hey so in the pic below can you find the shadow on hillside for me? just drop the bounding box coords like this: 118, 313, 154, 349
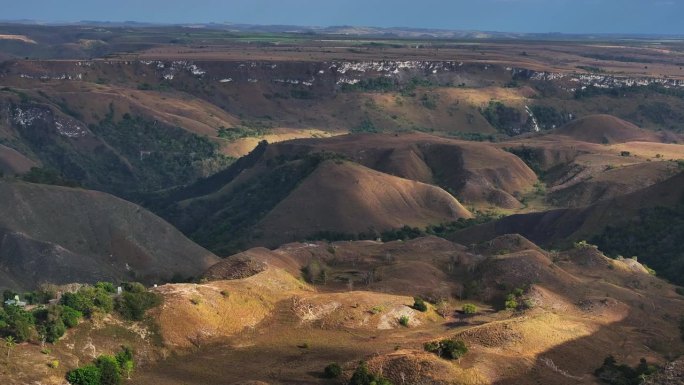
491, 308, 684, 385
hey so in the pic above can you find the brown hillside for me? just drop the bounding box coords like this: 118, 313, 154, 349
5, 233, 683, 385
132, 234, 683, 385
0, 143, 36, 174
272, 132, 538, 209
254, 160, 472, 245
0, 180, 219, 290
552, 114, 664, 144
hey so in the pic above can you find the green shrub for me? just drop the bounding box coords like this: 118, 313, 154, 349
323, 362, 342, 378
66, 364, 101, 385
115, 291, 162, 321
349, 361, 393, 385
61, 306, 83, 328
505, 295, 518, 310
95, 282, 116, 294
95, 355, 121, 385
0, 305, 35, 342
398, 315, 410, 327
412, 297, 428, 312
424, 339, 468, 360
60, 286, 113, 317
462, 303, 478, 314
49, 360, 59, 369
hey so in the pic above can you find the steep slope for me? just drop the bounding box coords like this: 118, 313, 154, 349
0, 93, 230, 196
0, 180, 219, 290
253, 160, 472, 246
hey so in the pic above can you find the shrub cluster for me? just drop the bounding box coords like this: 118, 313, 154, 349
349, 361, 393, 385
424, 339, 468, 360
1, 282, 160, 344
594, 356, 657, 385
412, 297, 428, 312
66, 346, 135, 385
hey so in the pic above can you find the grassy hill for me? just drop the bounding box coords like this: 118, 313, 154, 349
0, 180, 218, 290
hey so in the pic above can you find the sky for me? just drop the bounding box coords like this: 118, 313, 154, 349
1, 0, 683, 35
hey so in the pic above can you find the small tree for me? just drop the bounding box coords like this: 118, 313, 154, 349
399, 315, 410, 327
116, 346, 134, 379
95, 354, 122, 385
5, 336, 15, 360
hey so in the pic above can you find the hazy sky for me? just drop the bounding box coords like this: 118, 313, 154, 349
2, 0, 683, 34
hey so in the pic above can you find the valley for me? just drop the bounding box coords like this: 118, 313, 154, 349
0, 23, 683, 385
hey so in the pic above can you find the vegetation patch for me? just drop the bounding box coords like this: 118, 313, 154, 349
66, 346, 135, 385
594, 356, 657, 385
592, 205, 684, 285
424, 339, 468, 360
480, 101, 526, 135
349, 361, 393, 385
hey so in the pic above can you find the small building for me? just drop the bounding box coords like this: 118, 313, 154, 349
4, 295, 27, 307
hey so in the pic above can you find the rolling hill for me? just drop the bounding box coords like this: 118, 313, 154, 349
549, 114, 671, 144
451, 171, 684, 284
151, 133, 539, 254
0, 180, 219, 290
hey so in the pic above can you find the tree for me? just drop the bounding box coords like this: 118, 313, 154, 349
34, 306, 67, 343
95, 354, 122, 385
66, 364, 101, 385
424, 339, 468, 360
5, 336, 15, 360
440, 339, 468, 360
2, 305, 34, 342
115, 346, 134, 380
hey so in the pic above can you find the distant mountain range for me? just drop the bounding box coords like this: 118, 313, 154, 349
1, 19, 683, 40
